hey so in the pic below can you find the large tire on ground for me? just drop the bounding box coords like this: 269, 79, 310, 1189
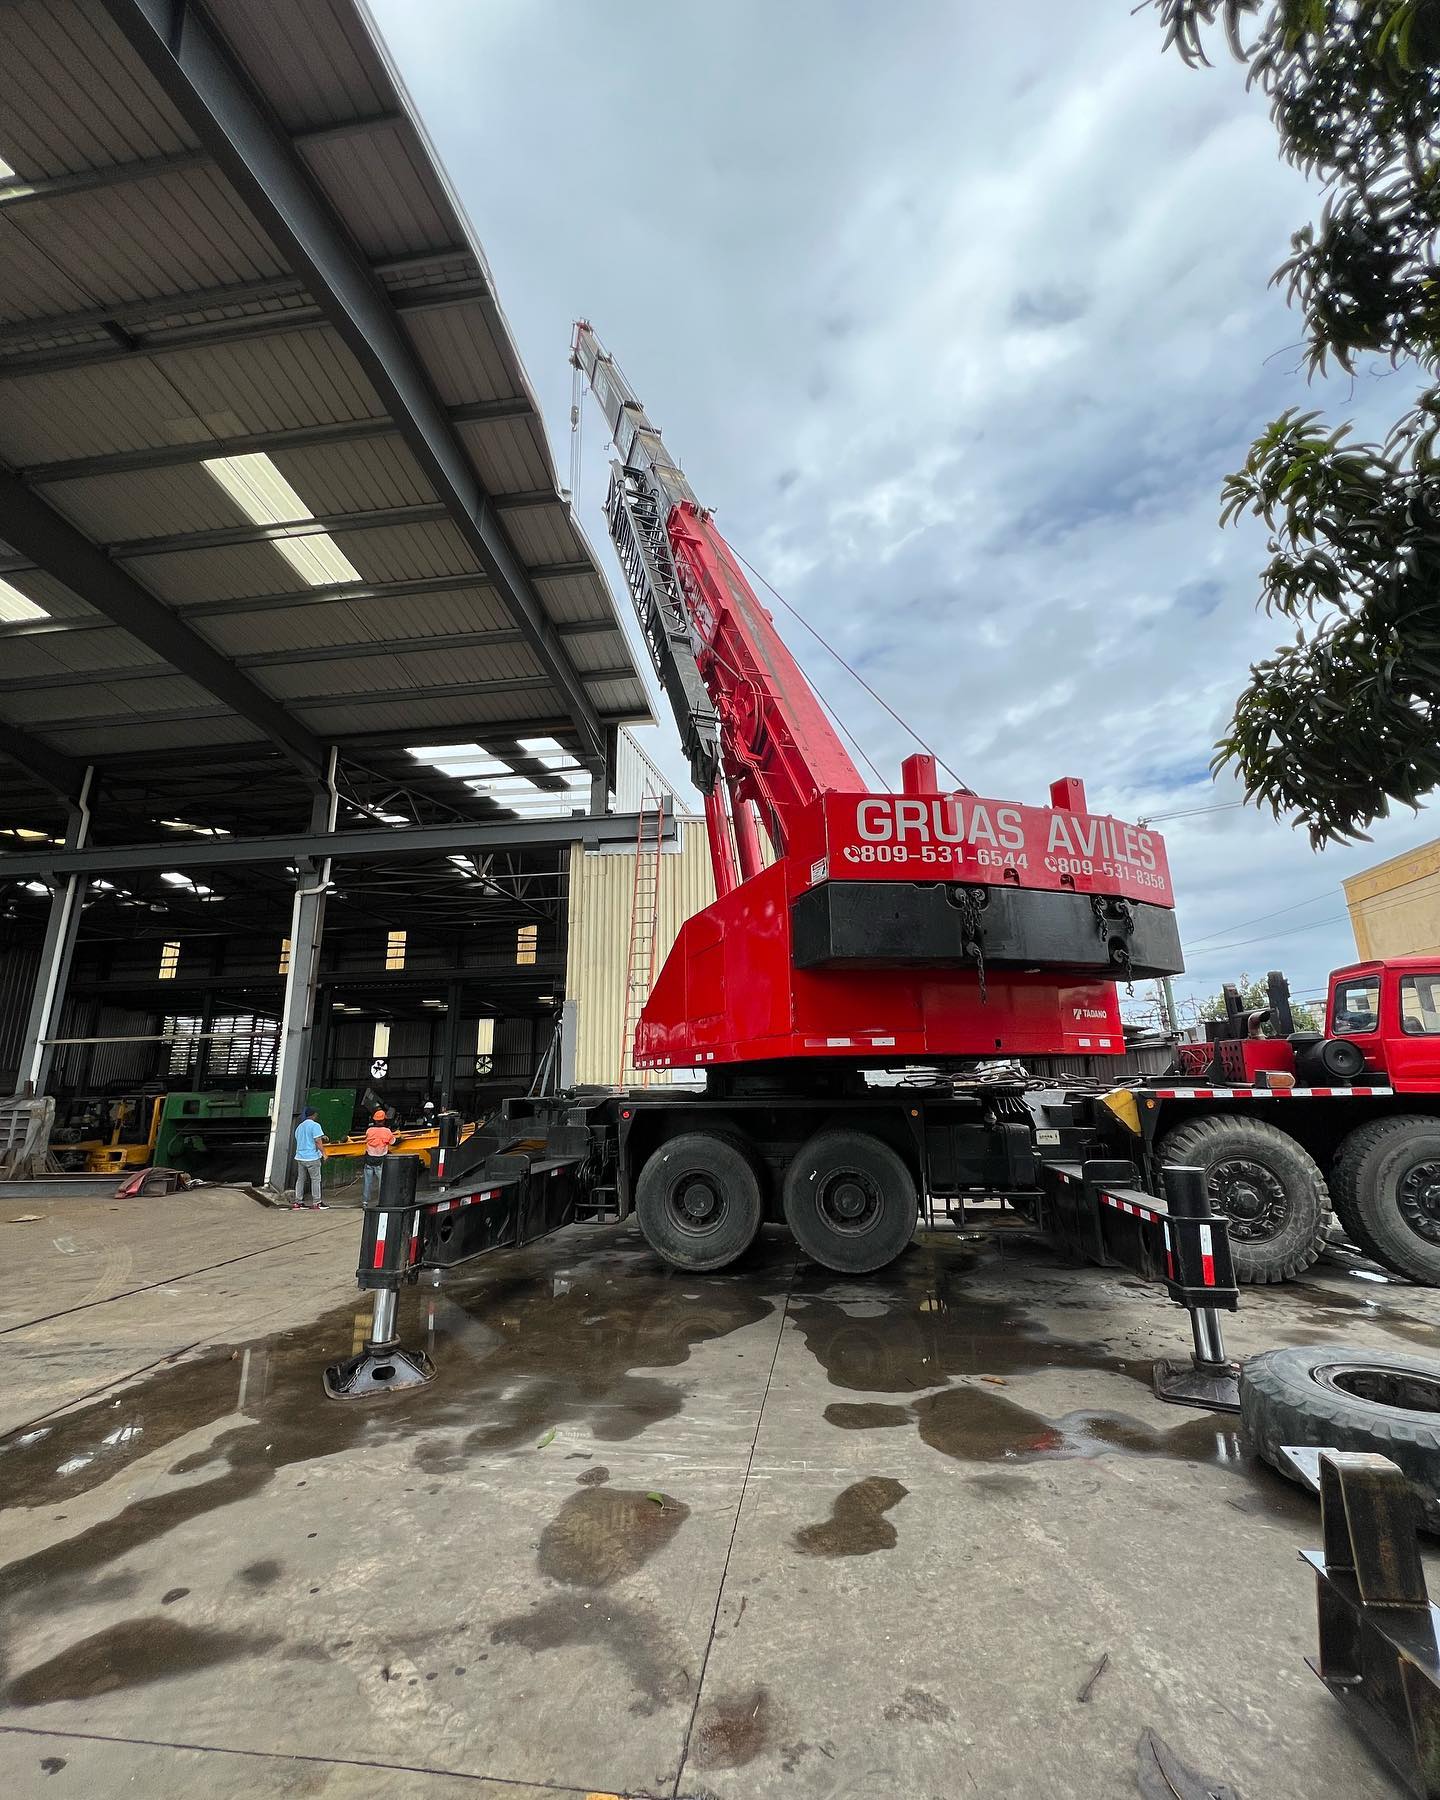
1156, 1115, 1329, 1284
635, 1132, 763, 1272
782, 1128, 917, 1274
1330, 1115, 1440, 1286
1241, 1344, 1440, 1531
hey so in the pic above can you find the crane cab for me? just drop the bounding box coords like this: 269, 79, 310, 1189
1326, 958, 1440, 1093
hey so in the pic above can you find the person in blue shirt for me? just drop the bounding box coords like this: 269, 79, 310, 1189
292, 1108, 327, 1209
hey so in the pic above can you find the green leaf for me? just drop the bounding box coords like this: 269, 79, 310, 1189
536, 1428, 556, 1449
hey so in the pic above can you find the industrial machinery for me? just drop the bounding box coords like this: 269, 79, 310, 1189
1110, 962, 1440, 1287
52, 1087, 353, 1177
328, 328, 1249, 1405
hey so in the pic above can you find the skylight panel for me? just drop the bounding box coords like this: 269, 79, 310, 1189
202, 452, 361, 588
0, 579, 47, 623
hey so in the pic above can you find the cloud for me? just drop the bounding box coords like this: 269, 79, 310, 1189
371, 0, 1438, 1017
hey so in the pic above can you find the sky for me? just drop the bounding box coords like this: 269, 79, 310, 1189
370, 0, 1437, 1026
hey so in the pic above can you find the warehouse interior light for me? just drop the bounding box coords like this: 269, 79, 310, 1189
0, 156, 14, 180
160, 817, 232, 837
202, 452, 362, 587
0, 578, 48, 623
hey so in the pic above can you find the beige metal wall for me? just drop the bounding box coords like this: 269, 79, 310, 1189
566, 818, 717, 1085
1344, 838, 1440, 960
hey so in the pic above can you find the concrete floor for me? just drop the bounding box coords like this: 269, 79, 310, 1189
2, 1188, 1436, 1799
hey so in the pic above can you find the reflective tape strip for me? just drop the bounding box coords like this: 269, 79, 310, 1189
1200, 1223, 1215, 1287
371, 1209, 388, 1270
409, 1211, 420, 1265
1163, 1220, 1175, 1283
1100, 1191, 1157, 1225
1152, 1086, 1393, 1100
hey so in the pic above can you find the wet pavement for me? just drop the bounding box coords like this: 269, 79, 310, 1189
1, 1192, 1437, 1797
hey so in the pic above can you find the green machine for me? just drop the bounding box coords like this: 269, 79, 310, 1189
154, 1088, 355, 1173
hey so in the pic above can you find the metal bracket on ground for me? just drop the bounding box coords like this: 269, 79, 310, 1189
1301, 1448, 1440, 1799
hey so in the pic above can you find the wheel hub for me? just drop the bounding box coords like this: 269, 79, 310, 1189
678, 1179, 719, 1223
817, 1168, 881, 1235
831, 1180, 867, 1219
1209, 1158, 1288, 1242
1397, 1160, 1440, 1244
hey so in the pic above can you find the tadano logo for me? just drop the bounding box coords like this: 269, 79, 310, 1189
1072, 1008, 1108, 1021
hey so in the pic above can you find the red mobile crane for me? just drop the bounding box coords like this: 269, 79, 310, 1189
327, 328, 1237, 1405
572, 324, 1183, 1074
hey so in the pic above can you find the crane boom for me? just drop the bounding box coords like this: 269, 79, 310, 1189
574, 324, 863, 887
573, 321, 1184, 1073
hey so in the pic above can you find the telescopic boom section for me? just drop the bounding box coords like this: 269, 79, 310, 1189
573, 324, 863, 888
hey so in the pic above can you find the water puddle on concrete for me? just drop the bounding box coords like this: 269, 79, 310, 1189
536, 1483, 690, 1587
5, 1618, 279, 1707
788, 1241, 1151, 1395
793, 1476, 908, 1556
0, 1228, 781, 1702
691, 1685, 774, 1770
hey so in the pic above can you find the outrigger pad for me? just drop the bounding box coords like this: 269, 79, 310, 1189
1152, 1357, 1240, 1413
323, 1343, 436, 1400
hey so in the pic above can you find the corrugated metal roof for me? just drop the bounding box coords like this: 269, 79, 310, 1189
0, 0, 648, 832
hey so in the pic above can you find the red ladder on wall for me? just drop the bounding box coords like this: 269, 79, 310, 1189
617, 788, 667, 1085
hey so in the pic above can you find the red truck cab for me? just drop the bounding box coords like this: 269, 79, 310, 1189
1328, 958, 1440, 1092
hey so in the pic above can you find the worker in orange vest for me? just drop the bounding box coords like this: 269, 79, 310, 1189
362, 1109, 397, 1205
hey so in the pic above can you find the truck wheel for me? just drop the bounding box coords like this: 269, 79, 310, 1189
1240, 1344, 1440, 1531
635, 1132, 763, 1272
782, 1129, 917, 1274
1331, 1116, 1440, 1285
1156, 1116, 1328, 1284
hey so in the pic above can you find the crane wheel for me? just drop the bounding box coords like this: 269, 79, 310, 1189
1156, 1115, 1329, 1284
782, 1128, 917, 1274
635, 1131, 763, 1272
1331, 1116, 1440, 1286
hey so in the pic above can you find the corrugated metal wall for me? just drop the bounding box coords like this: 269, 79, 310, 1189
0, 939, 40, 1091
567, 819, 716, 1085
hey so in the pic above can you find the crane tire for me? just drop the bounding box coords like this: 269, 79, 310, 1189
1330, 1116, 1440, 1286
1240, 1344, 1440, 1531
635, 1131, 763, 1272
783, 1128, 917, 1274
1156, 1115, 1328, 1284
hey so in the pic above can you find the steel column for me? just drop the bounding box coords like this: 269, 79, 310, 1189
17, 767, 95, 1094
439, 982, 464, 1110
261, 761, 337, 1190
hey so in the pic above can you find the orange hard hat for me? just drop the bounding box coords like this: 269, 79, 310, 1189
372, 1109, 387, 1121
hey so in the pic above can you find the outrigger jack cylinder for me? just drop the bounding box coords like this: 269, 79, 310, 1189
1151, 1163, 1242, 1413
323, 1154, 436, 1400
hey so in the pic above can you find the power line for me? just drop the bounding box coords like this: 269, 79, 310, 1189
1183, 886, 1337, 947
1139, 801, 1245, 825
1186, 912, 1349, 958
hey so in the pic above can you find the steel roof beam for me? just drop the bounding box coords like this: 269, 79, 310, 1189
16, 398, 533, 484
0, 578, 615, 636
0, 115, 405, 212
0, 622, 621, 689
99, 0, 609, 769
0, 280, 491, 378
2, 508, 593, 573
0, 470, 324, 778
111, 502, 451, 558
33, 668, 636, 732
0, 246, 486, 359
77, 718, 594, 770
0, 718, 88, 801
0, 809, 669, 878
